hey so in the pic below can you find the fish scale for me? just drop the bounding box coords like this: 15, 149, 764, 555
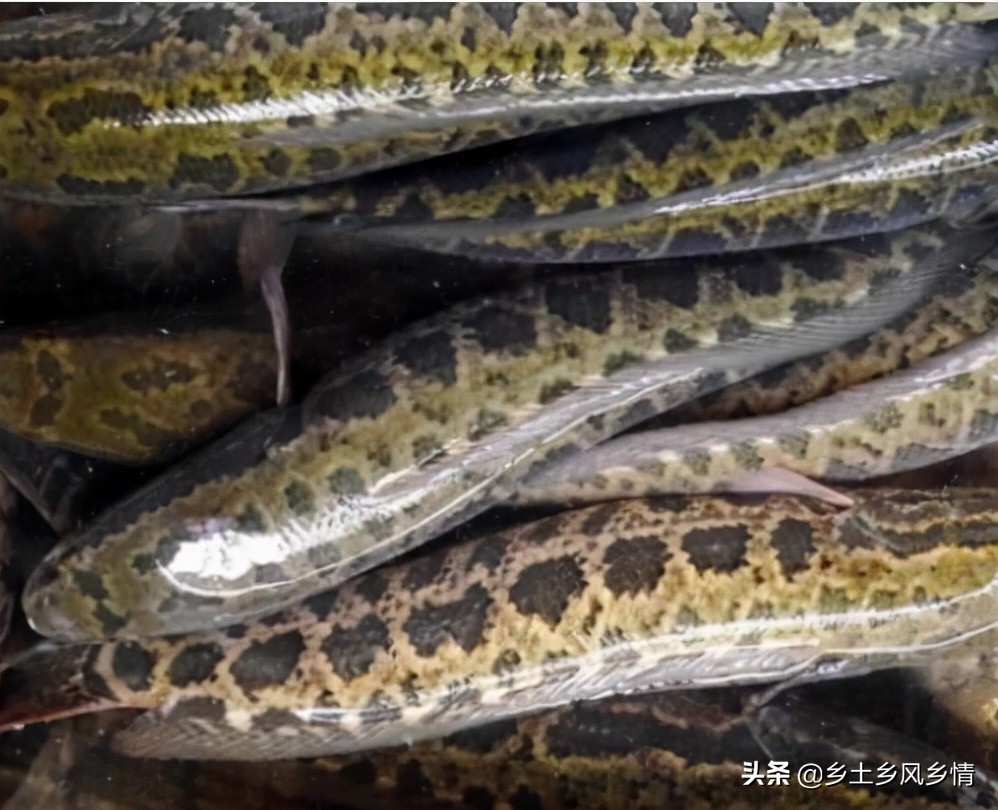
2, 3, 996, 204
20, 225, 967, 642
3, 489, 997, 762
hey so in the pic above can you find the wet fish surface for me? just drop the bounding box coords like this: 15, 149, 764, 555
521, 327, 998, 505
3, 3, 996, 203
20, 226, 972, 641
3, 489, 998, 760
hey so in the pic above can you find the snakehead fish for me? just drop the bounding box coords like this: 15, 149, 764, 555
20, 226, 969, 642
662, 244, 998, 424
521, 328, 998, 506
353, 82, 998, 262
295, 65, 998, 262
3, 489, 997, 760
2, 691, 985, 809
2, 3, 996, 204
0, 311, 277, 465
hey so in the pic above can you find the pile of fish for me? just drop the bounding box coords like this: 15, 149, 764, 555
0, 4, 996, 808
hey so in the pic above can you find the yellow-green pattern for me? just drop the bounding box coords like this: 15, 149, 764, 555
0, 324, 277, 464
21, 226, 963, 642
3, 490, 997, 761
2, 3, 995, 202
523, 329, 998, 505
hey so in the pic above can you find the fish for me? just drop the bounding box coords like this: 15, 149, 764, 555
355, 91, 998, 262
20, 225, 971, 641
520, 328, 998, 506
298, 65, 998, 263
0, 310, 277, 464
1, 687, 988, 809
2, 489, 997, 760
659, 244, 998, 424
3, 3, 995, 204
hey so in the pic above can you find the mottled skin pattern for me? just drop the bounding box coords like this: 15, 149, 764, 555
2, 490, 998, 761
20, 227, 959, 642
663, 245, 998, 424
365, 106, 998, 262
524, 329, 998, 505
5, 692, 983, 810
0, 325, 277, 464
320, 66, 996, 222
2, 3, 994, 203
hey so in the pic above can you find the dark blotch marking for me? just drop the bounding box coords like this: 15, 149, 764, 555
168, 643, 225, 687
328, 467, 367, 495
261, 148, 291, 176
579, 503, 620, 537
29, 393, 62, 427
544, 700, 761, 762
170, 153, 239, 192
467, 535, 511, 573
94, 604, 127, 636
283, 481, 314, 515
131, 553, 158, 575
730, 256, 783, 296
760, 214, 809, 246
36, 350, 68, 390
395, 330, 458, 384
463, 305, 538, 356
235, 504, 267, 533
544, 278, 612, 333
177, 6, 237, 49
403, 583, 493, 656
307, 148, 342, 174
602, 536, 672, 596
730, 161, 761, 181
681, 525, 750, 574
835, 118, 869, 152
402, 553, 446, 590
229, 631, 304, 692
626, 116, 692, 165
321, 614, 391, 681
823, 209, 878, 238
728, 3, 774, 36
55, 175, 146, 197
71, 569, 108, 601
252, 3, 328, 45
112, 642, 155, 692
808, 4, 856, 25
311, 369, 397, 420
771, 518, 816, 577
48, 90, 149, 136
508, 556, 585, 626
623, 265, 699, 308
793, 247, 846, 281
355, 571, 389, 604
659, 4, 696, 37
668, 228, 728, 256
664, 329, 699, 353
538, 378, 577, 404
